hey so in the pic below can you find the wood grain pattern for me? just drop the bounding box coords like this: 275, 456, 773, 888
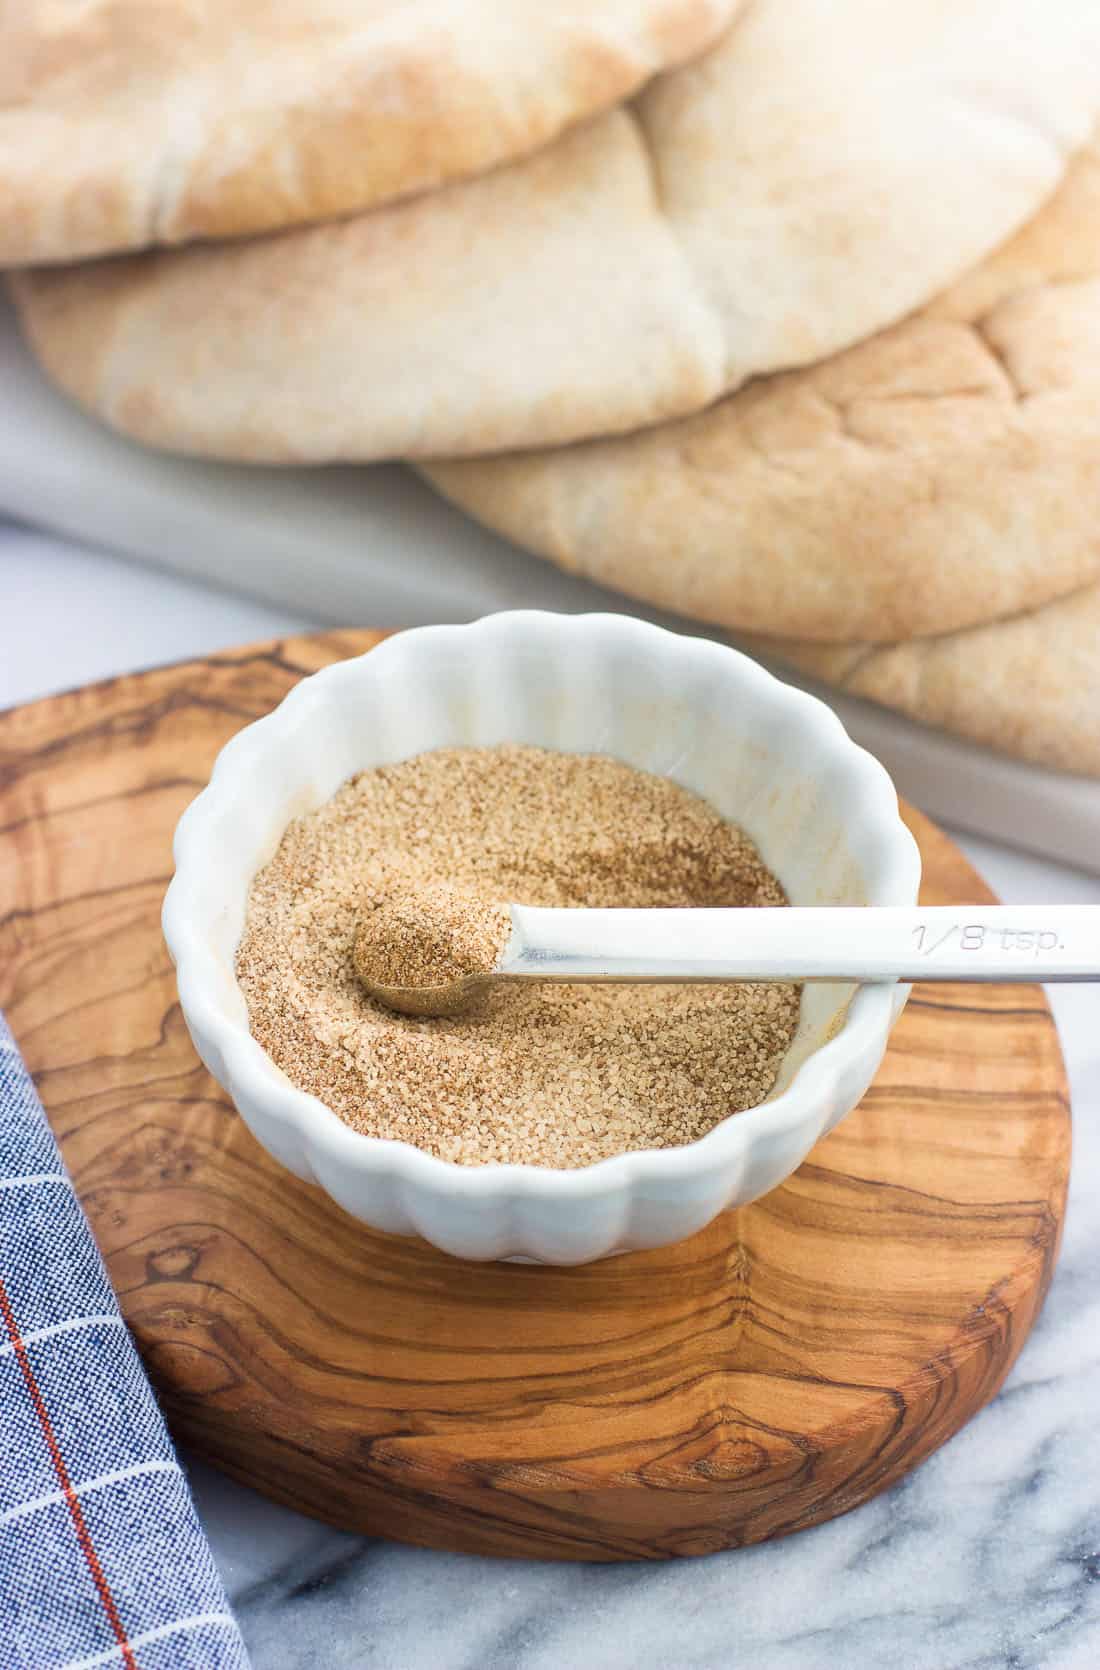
0, 631, 1070, 1560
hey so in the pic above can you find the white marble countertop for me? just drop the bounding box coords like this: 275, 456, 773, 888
4, 522, 1099, 1669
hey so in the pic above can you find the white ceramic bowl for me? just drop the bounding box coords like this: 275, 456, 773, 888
163, 612, 921, 1264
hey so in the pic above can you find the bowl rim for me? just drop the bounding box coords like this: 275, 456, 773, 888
163, 610, 923, 1199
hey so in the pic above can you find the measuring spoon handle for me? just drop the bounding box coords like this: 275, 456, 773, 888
505, 904, 1100, 984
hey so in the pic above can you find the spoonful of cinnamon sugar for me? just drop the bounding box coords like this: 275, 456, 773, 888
354, 881, 1100, 1019
354, 881, 513, 1017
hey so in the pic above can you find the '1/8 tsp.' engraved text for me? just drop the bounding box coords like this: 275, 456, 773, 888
912, 924, 1063, 955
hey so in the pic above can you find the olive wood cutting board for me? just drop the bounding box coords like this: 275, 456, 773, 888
0, 631, 1070, 1560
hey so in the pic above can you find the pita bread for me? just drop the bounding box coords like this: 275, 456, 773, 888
744, 585, 1100, 779
13, 0, 1100, 462
425, 139, 1100, 643
0, 0, 738, 265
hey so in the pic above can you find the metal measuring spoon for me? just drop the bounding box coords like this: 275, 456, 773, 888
361, 903, 1100, 1018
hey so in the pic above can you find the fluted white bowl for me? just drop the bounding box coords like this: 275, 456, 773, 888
163, 612, 921, 1264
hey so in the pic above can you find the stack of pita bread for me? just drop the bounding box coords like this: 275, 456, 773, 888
5, 0, 1100, 777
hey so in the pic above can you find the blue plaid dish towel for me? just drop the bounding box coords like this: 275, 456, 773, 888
1, 1013, 250, 1670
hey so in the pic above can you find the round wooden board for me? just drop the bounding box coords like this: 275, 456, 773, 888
0, 631, 1070, 1561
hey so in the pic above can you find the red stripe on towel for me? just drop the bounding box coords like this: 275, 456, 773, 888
0, 1276, 138, 1670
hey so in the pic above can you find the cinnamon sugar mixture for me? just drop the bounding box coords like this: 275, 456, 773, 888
353, 879, 511, 997
236, 745, 800, 1168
